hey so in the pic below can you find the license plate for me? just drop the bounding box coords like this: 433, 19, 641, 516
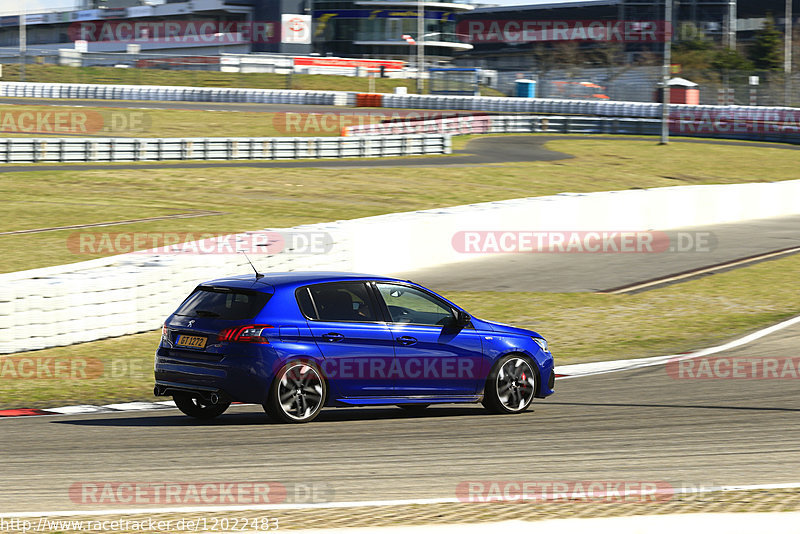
175, 335, 207, 349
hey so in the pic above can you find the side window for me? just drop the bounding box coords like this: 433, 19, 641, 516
301, 282, 377, 322
376, 283, 455, 326
296, 287, 317, 319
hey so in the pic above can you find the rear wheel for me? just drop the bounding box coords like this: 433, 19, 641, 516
264, 361, 326, 423
173, 393, 231, 420
482, 355, 537, 414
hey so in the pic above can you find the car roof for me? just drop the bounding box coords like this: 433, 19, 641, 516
203, 271, 404, 290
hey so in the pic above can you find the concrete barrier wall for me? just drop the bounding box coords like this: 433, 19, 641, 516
2, 180, 799, 354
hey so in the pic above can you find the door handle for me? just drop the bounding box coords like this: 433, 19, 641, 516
397, 336, 417, 346
321, 332, 344, 342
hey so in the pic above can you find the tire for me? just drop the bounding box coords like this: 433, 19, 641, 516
397, 404, 430, 413
482, 354, 538, 414
264, 361, 327, 423
173, 392, 231, 420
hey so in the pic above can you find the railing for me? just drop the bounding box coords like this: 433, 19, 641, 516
344, 115, 661, 137
344, 113, 800, 144
0, 135, 451, 164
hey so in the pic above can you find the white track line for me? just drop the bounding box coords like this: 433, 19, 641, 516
2, 482, 800, 519
556, 313, 800, 378
604, 246, 800, 295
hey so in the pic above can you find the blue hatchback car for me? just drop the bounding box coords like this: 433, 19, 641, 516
154, 272, 554, 423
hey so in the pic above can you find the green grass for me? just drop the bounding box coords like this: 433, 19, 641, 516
1, 138, 798, 274
2, 253, 798, 409
1, 64, 505, 96
0, 104, 365, 138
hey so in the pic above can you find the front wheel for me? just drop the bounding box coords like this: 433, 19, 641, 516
482, 355, 538, 414
173, 393, 231, 420
264, 361, 327, 423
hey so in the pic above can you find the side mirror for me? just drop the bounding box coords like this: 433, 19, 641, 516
455, 310, 471, 327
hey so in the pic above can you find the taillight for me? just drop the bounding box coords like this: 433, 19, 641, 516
162, 324, 168, 340
218, 324, 273, 344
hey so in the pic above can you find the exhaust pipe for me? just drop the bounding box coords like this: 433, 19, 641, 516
154, 384, 223, 403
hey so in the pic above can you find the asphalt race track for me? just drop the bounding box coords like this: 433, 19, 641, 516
2, 321, 799, 513
399, 215, 800, 293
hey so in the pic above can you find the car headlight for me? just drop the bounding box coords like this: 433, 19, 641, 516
532, 337, 549, 352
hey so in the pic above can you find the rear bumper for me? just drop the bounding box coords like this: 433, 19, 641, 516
154, 380, 230, 404
154, 345, 277, 404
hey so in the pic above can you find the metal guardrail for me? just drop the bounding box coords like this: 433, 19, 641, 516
0, 135, 451, 164
344, 114, 800, 144
344, 115, 661, 137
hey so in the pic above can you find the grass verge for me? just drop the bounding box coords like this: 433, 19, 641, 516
0, 104, 352, 138
2, 138, 799, 273
2, 253, 798, 409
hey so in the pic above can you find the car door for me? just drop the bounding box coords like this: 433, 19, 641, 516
373, 282, 485, 397
299, 281, 395, 398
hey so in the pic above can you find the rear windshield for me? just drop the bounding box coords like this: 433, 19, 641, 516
174, 287, 271, 321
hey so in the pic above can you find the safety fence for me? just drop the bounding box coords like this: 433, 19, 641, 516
0, 135, 451, 164
344, 113, 800, 144
344, 115, 660, 137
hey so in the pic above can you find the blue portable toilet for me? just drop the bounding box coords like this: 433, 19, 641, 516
515, 79, 536, 98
